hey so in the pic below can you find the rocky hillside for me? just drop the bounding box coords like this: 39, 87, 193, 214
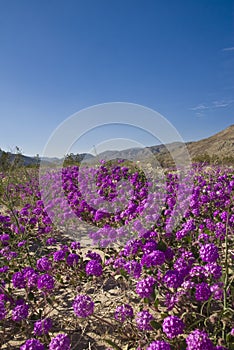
92, 124, 234, 166
186, 124, 234, 158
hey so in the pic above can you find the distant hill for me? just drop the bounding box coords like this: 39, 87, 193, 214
96, 125, 234, 165
0, 124, 234, 167
0, 150, 94, 168
0, 149, 42, 167
186, 124, 234, 158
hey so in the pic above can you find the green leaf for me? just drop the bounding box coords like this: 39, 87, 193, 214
150, 320, 161, 330
153, 286, 159, 299
120, 268, 128, 278
103, 338, 122, 350
28, 291, 34, 301
47, 296, 55, 305
154, 298, 159, 309
157, 240, 167, 252
30, 313, 41, 321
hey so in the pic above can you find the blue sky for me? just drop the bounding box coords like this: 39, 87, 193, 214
0, 0, 234, 156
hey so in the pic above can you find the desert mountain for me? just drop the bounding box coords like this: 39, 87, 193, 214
186, 124, 234, 158
0, 124, 234, 167
93, 124, 234, 165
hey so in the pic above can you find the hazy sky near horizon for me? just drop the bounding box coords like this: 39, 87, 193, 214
0, 0, 234, 156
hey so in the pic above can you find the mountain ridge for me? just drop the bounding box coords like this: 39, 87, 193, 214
0, 124, 234, 166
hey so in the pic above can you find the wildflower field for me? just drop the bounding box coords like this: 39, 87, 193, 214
0, 161, 233, 350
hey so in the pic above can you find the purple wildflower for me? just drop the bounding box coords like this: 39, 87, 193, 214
37, 274, 55, 291
123, 239, 142, 257
12, 271, 26, 289
26, 272, 38, 289
195, 282, 212, 301
66, 253, 79, 266
136, 276, 156, 298
53, 250, 66, 262
186, 329, 214, 350
142, 240, 157, 254
34, 318, 53, 336
0, 301, 6, 320
49, 333, 71, 350
73, 295, 94, 318
86, 251, 102, 262
141, 250, 165, 268
113, 257, 126, 269
189, 266, 207, 279
173, 257, 191, 277
20, 339, 45, 350
146, 341, 171, 350
85, 260, 102, 277
0, 234, 10, 242
0, 266, 9, 273
136, 310, 154, 330
124, 260, 142, 278
164, 292, 180, 311
70, 241, 81, 250
198, 233, 210, 243
23, 267, 35, 278
163, 270, 183, 289
162, 315, 185, 339
199, 244, 219, 263
210, 283, 223, 300
204, 263, 222, 279
115, 304, 134, 322
37, 257, 52, 271
12, 303, 29, 321
182, 280, 195, 290
18, 240, 26, 247
46, 238, 57, 246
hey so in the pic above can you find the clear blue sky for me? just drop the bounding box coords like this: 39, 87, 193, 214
0, 0, 234, 156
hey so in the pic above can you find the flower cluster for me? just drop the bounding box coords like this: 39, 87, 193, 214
66, 253, 79, 266
186, 329, 214, 350
36, 257, 52, 271
146, 341, 171, 350
85, 259, 103, 277
34, 318, 53, 336
49, 333, 71, 350
20, 339, 45, 350
37, 274, 55, 292
195, 282, 212, 302
141, 250, 165, 267
136, 310, 154, 330
163, 270, 183, 289
136, 276, 156, 298
73, 295, 94, 318
12, 302, 29, 321
199, 244, 219, 263
162, 315, 185, 338
115, 304, 134, 322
